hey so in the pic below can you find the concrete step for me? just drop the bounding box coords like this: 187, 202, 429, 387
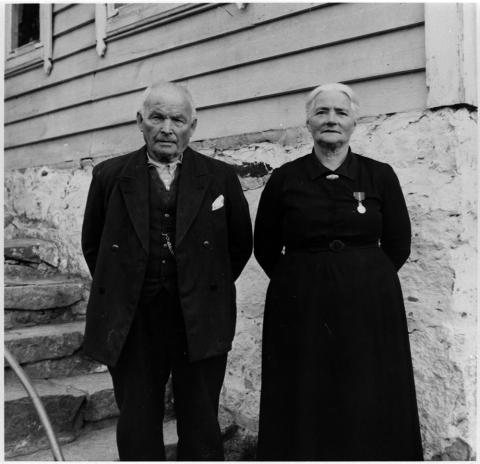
8, 408, 239, 461
5, 238, 60, 267
5, 277, 87, 311
5, 321, 85, 365
4, 371, 119, 458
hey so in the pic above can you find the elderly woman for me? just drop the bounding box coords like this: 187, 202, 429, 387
254, 83, 423, 460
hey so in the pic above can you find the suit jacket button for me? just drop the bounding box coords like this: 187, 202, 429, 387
202, 240, 211, 248
111, 244, 119, 252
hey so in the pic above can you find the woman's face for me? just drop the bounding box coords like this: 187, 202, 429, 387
306, 90, 356, 147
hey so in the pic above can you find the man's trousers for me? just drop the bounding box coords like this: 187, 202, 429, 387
108, 286, 228, 461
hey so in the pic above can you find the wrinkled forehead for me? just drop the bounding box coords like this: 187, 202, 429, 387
144, 87, 193, 115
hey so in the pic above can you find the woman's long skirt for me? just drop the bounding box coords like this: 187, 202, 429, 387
256, 248, 423, 461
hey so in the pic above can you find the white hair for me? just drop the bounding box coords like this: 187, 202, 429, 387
305, 83, 360, 121
139, 80, 197, 120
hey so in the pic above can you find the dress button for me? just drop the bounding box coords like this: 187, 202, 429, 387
164, 213, 170, 218
111, 244, 119, 251
202, 240, 211, 248
161, 260, 166, 264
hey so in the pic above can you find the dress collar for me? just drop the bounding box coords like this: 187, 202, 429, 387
306, 147, 358, 180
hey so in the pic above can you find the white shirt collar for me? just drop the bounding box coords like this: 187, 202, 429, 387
146, 151, 183, 168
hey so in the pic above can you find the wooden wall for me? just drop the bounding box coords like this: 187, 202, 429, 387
4, 3, 426, 169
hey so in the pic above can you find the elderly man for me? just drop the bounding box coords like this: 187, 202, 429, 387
81, 81, 252, 460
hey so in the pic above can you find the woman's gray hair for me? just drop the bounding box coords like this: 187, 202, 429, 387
305, 83, 360, 121
139, 80, 197, 119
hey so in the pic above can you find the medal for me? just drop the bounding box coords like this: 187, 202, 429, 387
353, 192, 366, 214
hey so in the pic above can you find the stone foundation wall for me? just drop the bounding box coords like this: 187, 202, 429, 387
4, 107, 477, 459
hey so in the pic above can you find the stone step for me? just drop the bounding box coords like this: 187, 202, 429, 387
5, 353, 107, 380
4, 371, 119, 458
8, 408, 239, 461
4, 262, 59, 281
5, 277, 87, 311
4, 238, 60, 267
4, 304, 86, 331
5, 321, 85, 365
5, 277, 88, 330
8, 423, 120, 461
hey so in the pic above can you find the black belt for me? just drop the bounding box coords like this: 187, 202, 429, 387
286, 240, 379, 253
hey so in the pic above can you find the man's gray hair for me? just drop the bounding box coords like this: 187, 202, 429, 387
305, 83, 360, 121
139, 80, 197, 119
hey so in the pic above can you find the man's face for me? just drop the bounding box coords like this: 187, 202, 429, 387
137, 87, 197, 161
306, 90, 356, 148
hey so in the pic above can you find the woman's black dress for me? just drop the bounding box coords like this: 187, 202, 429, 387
254, 150, 423, 461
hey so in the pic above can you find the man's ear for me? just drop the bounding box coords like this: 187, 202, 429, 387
136, 112, 144, 131
190, 118, 198, 134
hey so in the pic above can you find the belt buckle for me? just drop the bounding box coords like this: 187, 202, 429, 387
329, 239, 345, 252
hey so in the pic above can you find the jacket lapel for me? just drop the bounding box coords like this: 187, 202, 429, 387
176, 147, 210, 247
118, 147, 149, 254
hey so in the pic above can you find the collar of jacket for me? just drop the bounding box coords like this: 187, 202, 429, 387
117, 146, 211, 254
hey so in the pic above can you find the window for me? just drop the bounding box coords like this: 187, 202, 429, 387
5, 4, 53, 76
11, 4, 40, 49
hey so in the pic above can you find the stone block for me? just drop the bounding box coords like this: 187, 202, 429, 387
8, 424, 119, 461
4, 371, 121, 458
4, 307, 84, 330
4, 375, 86, 457
50, 373, 119, 423
4, 238, 60, 267
432, 437, 473, 461
5, 278, 85, 310
4, 262, 58, 280
5, 321, 85, 364
83, 389, 118, 422
22, 355, 106, 380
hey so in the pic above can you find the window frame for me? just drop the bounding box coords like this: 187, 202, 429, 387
5, 3, 53, 77
104, 3, 216, 41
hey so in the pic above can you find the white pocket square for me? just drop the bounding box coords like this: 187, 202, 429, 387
211, 194, 224, 211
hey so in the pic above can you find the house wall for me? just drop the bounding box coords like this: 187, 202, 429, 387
5, 3, 425, 169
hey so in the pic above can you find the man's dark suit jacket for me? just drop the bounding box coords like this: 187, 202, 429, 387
81, 146, 252, 366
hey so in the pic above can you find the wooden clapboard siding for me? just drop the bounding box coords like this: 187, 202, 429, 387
5, 2, 424, 124
107, 3, 214, 37
5, 3, 428, 170
53, 4, 72, 14
53, 3, 95, 37
53, 22, 96, 59
4, 71, 427, 170
4, 3, 327, 99
196, 72, 428, 140
5, 124, 143, 170
5, 25, 425, 149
